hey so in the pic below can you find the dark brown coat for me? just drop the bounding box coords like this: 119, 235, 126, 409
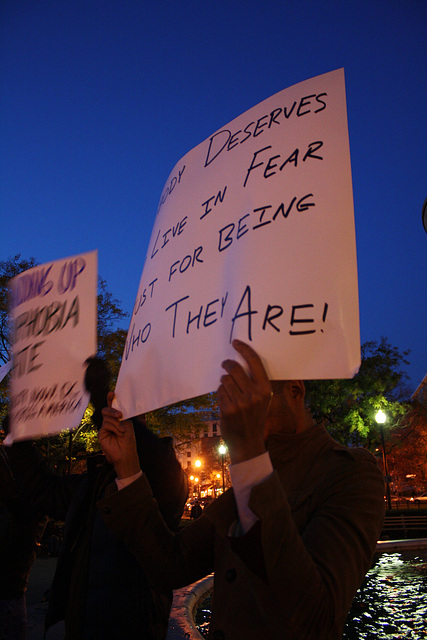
99, 424, 385, 639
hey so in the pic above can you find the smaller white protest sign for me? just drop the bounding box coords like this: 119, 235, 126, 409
6, 251, 97, 443
114, 68, 360, 420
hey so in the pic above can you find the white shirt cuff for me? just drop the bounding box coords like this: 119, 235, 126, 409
115, 470, 143, 491
229, 452, 273, 535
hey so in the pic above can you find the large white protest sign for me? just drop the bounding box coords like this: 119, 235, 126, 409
115, 69, 360, 419
6, 251, 97, 442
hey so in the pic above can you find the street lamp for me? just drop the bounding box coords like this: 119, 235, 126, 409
218, 444, 227, 492
375, 409, 392, 509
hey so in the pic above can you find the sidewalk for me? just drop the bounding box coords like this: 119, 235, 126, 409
26, 557, 64, 640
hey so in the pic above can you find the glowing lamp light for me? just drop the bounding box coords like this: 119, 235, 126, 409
195, 459, 202, 468
375, 410, 386, 424
218, 444, 227, 455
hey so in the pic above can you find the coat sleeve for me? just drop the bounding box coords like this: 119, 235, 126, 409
98, 473, 216, 590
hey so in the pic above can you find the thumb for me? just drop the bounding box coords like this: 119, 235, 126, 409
107, 391, 115, 408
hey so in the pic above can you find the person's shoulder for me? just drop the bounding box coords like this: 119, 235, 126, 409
329, 437, 377, 465
326, 441, 383, 489
345, 445, 377, 464
135, 424, 179, 477
321, 428, 376, 465
315, 432, 381, 482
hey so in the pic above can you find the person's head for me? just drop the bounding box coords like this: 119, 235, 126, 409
84, 357, 111, 430
264, 380, 313, 440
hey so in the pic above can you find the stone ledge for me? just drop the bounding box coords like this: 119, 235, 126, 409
376, 537, 427, 551
167, 574, 214, 640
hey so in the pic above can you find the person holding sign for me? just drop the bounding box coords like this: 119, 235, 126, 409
2, 358, 188, 640
98, 340, 385, 640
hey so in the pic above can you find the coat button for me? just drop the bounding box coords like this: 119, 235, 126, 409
225, 568, 236, 582
101, 506, 111, 515
211, 631, 225, 640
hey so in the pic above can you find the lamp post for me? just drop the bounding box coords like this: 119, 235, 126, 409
194, 459, 202, 498
375, 409, 392, 509
215, 473, 221, 498
218, 444, 227, 492
194, 477, 200, 499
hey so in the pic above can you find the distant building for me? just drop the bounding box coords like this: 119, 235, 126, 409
412, 373, 427, 405
174, 411, 229, 500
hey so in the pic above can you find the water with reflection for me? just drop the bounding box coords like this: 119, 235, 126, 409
195, 551, 427, 638
344, 551, 427, 639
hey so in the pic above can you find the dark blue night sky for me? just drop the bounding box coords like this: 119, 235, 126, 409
1, 0, 426, 392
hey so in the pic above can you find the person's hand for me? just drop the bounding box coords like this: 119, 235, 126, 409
99, 392, 140, 479
217, 339, 272, 464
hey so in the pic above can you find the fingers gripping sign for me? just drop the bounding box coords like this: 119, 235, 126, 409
99, 391, 141, 479
218, 339, 272, 464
